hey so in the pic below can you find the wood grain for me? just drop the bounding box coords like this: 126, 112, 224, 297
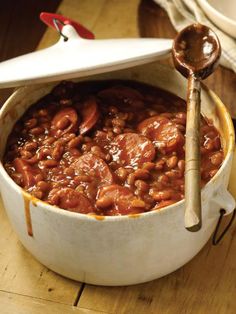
185, 76, 202, 231
0, 291, 103, 314
0, 0, 61, 106
0, 1, 236, 313
0, 197, 81, 304
0, 0, 82, 310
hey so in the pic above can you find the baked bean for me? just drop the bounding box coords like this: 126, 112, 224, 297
30, 127, 44, 135
112, 118, 125, 128
176, 124, 186, 133
82, 143, 93, 152
178, 160, 185, 172
56, 116, 70, 130
74, 175, 92, 182
32, 190, 44, 199
68, 136, 83, 149
96, 196, 113, 208
11, 173, 23, 185
116, 167, 128, 181
26, 155, 38, 165
150, 189, 172, 201
5, 80, 223, 216
135, 180, 149, 192
90, 146, 106, 160
113, 126, 122, 134
148, 109, 158, 117
69, 148, 81, 157
52, 144, 64, 160
142, 162, 156, 171
52, 107, 78, 136
104, 118, 112, 127
123, 128, 135, 133
166, 156, 178, 169
83, 136, 92, 143
127, 169, 150, 185
105, 154, 111, 162
209, 169, 218, 178
60, 99, 72, 106
130, 199, 146, 208
39, 160, 58, 168
20, 150, 33, 159
24, 142, 38, 151
38, 109, 48, 117
36, 181, 50, 192
165, 169, 182, 179
155, 200, 176, 209
210, 152, 223, 166
108, 106, 118, 114
118, 112, 129, 120
160, 113, 173, 119
43, 137, 55, 145
204, 139, 215, 151
158, 174, 169, 185
155, 159, 165, 170
64, 167, 75, 177
175, 112, 186, 121
25, 118, 37, 129
214, 137, 221, 150
37, 147, 51, 160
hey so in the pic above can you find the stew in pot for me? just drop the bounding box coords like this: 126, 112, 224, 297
4, 80, 223, 216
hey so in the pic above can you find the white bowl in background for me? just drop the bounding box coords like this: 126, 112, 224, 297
197, 0, 236, 38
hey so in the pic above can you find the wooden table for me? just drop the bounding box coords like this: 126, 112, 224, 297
0, 1, 236, 313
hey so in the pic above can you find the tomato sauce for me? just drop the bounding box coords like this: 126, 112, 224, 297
4, 80, 223, 216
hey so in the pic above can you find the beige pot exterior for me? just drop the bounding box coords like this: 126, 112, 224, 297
0, 63, 235, 286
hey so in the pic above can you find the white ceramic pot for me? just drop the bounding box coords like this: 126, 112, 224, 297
0, 63, 235, 286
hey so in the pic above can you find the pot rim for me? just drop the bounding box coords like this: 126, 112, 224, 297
0, 77, 234, 222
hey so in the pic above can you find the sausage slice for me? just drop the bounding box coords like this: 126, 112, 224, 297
97, 184, 146, 215
72, 153, 113, 186
138, 116, 184, 153
111, 133, 155, 167
13, 158, 41, 188
79, 97, 99, 134
48, 187, 95, 214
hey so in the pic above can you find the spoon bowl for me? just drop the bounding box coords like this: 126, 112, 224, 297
173, 23, 221, 79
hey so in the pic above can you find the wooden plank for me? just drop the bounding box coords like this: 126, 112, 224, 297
0, 290, 104, 314
0, 197, 81, 304
38, 0, 139, 51
78, 221, 236, 314
0, 0, 61, 106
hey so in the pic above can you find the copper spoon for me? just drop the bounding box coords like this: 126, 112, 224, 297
172, 24, 221, 231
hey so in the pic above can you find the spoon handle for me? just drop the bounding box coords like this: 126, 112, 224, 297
185, 75, 202, 231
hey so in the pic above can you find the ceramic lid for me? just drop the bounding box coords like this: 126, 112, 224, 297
0, 13, 172, 88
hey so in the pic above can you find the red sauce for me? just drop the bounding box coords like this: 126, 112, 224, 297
3, 80, 223, 216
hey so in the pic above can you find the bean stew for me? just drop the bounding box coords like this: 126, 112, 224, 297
4, 80, 223, 216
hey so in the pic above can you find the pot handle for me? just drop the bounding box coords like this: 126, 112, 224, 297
212, 208, 236, 245
211, 187, 235, 215
211, 186, 236, 245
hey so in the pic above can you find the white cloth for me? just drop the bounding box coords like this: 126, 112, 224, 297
154, 0, 236, 73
